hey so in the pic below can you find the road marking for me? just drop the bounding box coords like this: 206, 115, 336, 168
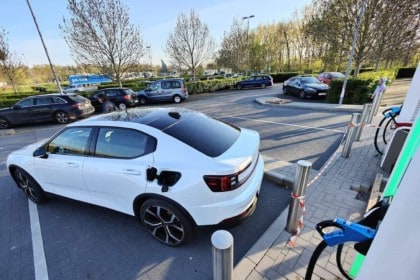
223, 116, 345, 133
29, 200, 49, 280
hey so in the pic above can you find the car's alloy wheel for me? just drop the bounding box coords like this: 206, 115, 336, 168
0, 117, 10, 129
55, 111, 69, 124
139, 97, 147, 105
261, 83, 266, 89
118, 103, 127, 111
140, 199, 193, 246
299, 90, 306, 99
13, 168, 47, 203
173, 95, 181, 103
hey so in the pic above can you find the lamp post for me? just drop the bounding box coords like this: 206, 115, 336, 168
242, 15, 254, 76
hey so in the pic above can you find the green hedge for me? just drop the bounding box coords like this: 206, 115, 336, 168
326, 79, 372, 104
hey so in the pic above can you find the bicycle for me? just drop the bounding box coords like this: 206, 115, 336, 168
373, 106, 412, 155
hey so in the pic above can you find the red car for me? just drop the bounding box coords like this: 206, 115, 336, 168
317, 72, 345, 84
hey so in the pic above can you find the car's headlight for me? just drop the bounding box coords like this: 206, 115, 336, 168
305, 87, 316, 93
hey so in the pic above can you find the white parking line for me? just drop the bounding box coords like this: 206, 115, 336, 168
225, 116, 345, 133
28, 200, 49, 280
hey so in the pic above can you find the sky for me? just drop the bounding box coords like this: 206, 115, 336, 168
0, 0, 311, 67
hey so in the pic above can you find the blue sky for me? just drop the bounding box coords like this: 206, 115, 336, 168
1, 0, 311, 66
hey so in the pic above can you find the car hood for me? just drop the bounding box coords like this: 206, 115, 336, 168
305, 83, 329, 90
0, 107, 13, 113
9, 139, 47, 156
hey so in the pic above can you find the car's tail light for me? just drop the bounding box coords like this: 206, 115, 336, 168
124, 95, 131, 100
181, 83, 186, 93
204, 174, 239, 192
72, 103, 83, 109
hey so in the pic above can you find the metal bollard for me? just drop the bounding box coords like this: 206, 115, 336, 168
342, 113, 361, 158
286, 160, 312, 234
212, 230, 233, 280
354, 103, 372, 141
367, 93, 382, 123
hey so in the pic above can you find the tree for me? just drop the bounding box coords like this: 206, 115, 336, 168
0, 28, 23, 93
165, 10, 215, 78
60, 0, 145, 87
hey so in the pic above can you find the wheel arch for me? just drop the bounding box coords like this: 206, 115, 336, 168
133, 193, 197, 227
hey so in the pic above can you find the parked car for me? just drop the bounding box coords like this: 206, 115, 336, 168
283, 76, 329, 99
0, 93, 95, 129
63, 84, 98, 94
89, 88, 138, 112
234, 75, 273, 89
136, 78, 188, 105
317, 72, 345, 84
6, 107, 264, 246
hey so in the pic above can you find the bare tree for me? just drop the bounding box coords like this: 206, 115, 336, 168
60, 0, 144, 87
165, 10, 215, 78
0, 28, 22, 93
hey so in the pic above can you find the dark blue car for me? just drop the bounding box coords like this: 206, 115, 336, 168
235, 75, 273, 90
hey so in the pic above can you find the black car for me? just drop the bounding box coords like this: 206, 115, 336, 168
235, 75, 273, 89
0, 93, 95, 129
89, 88, 138, 112
283, 76, 329, 99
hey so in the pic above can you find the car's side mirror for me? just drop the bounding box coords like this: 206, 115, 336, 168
33, 146, 48, 159
12, 105, 21, 109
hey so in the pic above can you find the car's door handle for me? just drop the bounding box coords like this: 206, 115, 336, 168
65, 162, 79, 168
123, 169, 142, 175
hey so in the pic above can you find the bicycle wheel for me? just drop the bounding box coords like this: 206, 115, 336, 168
374, 116, 388, 155
382, 117, 398, 145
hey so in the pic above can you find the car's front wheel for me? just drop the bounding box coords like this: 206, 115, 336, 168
0, 117, 10, 129
55, 111, 69, 124
140, 199, 193, 246
236, 84, 242, 90
12, 168, 47, 203
138, 97, 147, 105
173, 95, 182, 103
299, 90, 306, 99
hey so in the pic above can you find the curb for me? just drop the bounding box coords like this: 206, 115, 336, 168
0, 129, 15, 137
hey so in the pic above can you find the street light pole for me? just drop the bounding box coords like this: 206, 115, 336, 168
242, 15, 254, 76
26, 0, 63, 94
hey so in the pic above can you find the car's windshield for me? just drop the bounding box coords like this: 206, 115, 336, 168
146, 82, 159, 91
301, 77, 321, 84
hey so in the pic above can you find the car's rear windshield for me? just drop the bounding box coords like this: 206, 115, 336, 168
162, 116, 240, 157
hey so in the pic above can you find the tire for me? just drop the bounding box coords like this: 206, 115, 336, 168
55, 111, 69, 124
299, 90, 306, 99
0, 117, 10, 129
261, 83, 266, 89
283, 87, 288, 95
140, 199, 193, 246
173, 95, 182, 104
118, 103, 127, 111
236, 84, 242, 90
12, 168, 47, 203
139, 97, 147, 105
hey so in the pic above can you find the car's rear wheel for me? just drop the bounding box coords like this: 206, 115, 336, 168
12, 168, 47, 203
0, 117, 10, 129
138, 97, 147, 105
118, 103, 127, 111
173, 95, 182, 103
140, 199, 193, 246
55, 111, 69, 124
261, 83, 266, 89
299, 90, 306, 99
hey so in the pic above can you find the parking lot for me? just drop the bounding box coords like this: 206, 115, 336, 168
0, 84, 352, 279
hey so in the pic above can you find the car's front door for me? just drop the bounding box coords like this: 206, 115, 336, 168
34, 127, 92, 200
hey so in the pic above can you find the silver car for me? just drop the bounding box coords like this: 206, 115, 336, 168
136, 78, 188, 105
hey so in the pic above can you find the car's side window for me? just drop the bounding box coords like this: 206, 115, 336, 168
36, 97, 54, 105
47, 127, 92, 156
53, 97, 67, 104
95, 127, 156, 158
16, 99, 34, 107
170, 81, 181, 88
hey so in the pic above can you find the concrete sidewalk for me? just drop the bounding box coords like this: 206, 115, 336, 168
234, 99, 394, 279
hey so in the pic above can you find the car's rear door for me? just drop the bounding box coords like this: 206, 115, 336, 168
82, 127, 155, 215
